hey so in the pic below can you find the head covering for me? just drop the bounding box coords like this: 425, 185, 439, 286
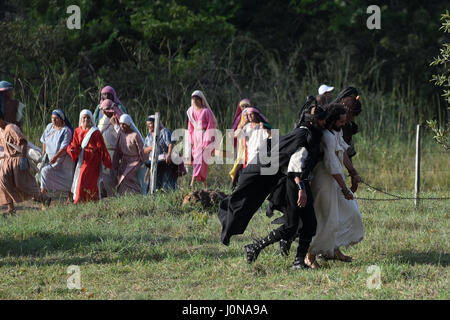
232, 98, 253, 130
119, 113, 145, 143
146, 114, 165, 129
294, 95, 316, 128
331, 87, 362, 114
100, 86, 122, 105
0, 81, 13, 92
243, 107, 268, 123
318, 84, 334, 95
100, 98, 124, 122
191, 90, 218, 128
52, 109, 74, 134
79, 109, 95, 127
0, 81, 13, 116
119, 114, 132, 126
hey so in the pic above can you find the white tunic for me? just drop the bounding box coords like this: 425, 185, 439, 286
243, 123, 269, 165
98, 116, 120, 196
309, 129, 364, 256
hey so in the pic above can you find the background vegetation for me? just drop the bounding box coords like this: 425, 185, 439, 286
1, 0, 448, 136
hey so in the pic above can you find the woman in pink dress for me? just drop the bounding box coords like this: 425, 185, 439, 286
187, 90, 217, 188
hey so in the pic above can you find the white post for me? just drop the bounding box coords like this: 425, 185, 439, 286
149, 112, 161, 195
415, 124, 421, 207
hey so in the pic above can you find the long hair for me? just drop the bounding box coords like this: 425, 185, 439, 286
325, 103, 347, 129
294, 95, 316, 129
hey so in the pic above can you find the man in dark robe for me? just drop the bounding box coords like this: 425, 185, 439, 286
218, 104, 327, 269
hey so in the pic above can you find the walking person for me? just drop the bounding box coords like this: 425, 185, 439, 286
306, 104, 364, 268
0, 111, 51, 215
218, 104, 327, 270
113, 114, 146, 195
97, 99, 123, 197
187, 90, 218, 189
67, 109, 112, 204
39, 109, 75, 203
93, 86, 127, 125
144, 115, 184, 192
241, 106, 327, 269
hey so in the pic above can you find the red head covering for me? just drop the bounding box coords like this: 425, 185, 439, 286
232, 98, 253, 130
100, 86, 122, 105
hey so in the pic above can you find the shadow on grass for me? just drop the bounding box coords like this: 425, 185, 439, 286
396, 251, 449, 267
0, 232, 240, 266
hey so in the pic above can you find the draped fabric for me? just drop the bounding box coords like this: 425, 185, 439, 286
187, 105, 217, 182
93, 86, 127, 125
67, 126, 112, 203
218, 125, 323, 245
0, 123, 41, 205
40, 123, 74, 192
309, 129, 364, 256
113, 131, 145, 195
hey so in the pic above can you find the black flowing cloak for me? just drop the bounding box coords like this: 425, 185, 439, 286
218, 125, 322, 246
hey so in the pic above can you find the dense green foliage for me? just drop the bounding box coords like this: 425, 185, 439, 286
428, 10, 449, 151
1, 1, 448, 137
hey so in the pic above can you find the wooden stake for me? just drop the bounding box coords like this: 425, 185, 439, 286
149, 112, 161, 195
415, 124, 421, 207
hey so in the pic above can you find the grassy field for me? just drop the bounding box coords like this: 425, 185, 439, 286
0, 140, 448, 300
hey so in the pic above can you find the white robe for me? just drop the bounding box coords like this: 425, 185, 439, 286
98, 116, 120, 196
309, 129, 364, 256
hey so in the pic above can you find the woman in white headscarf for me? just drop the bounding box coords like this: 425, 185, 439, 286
112, 114, 146, 195
39, 109, 75, 203
67, 109, 112, 204
186, 90, 218, 188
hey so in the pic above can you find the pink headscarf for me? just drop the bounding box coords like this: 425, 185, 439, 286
232, 98, 253, 131
100, 99, 124, 123
244, 107, 268, 123
100, 86, 122, 105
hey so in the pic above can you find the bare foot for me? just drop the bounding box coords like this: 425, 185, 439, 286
334, 248, 352, 262
304, 252, 320, 269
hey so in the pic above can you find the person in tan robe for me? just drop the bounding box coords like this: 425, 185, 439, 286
0, 114, 51, 215
113, 114, 145, 195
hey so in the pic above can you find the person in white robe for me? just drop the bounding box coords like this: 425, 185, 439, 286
306, 104, 364, 268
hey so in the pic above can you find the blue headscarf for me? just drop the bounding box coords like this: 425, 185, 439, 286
52, 109, 74, 134
0, 81, 14, 116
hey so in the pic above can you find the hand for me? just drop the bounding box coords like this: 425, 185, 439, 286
350, 174, 361, 193
297, 189, 307, 208
351, 174, 362, 184
341, 187, 354, 200
49, 156, 57, 164
259, 122, 264, 129
165, 153, 172, 165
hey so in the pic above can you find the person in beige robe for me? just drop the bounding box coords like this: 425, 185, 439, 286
0, 115, 51, 214
113, 114, 145, 195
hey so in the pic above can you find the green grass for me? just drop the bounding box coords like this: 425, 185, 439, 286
0, 145, 448, 299
0, 190, 448, 300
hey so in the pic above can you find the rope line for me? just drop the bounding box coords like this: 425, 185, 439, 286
352, 179, 450, 201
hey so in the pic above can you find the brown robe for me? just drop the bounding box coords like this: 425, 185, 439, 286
0, 123, 41, 205
112, 131, 145, 195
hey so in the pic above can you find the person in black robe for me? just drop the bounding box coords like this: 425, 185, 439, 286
217, 101, 327, 269
329, 87, 362, 191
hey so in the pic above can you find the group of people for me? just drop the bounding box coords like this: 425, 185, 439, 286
0, 79, 365, 270
218, 84, 365, 270
0, 83, 186, 215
